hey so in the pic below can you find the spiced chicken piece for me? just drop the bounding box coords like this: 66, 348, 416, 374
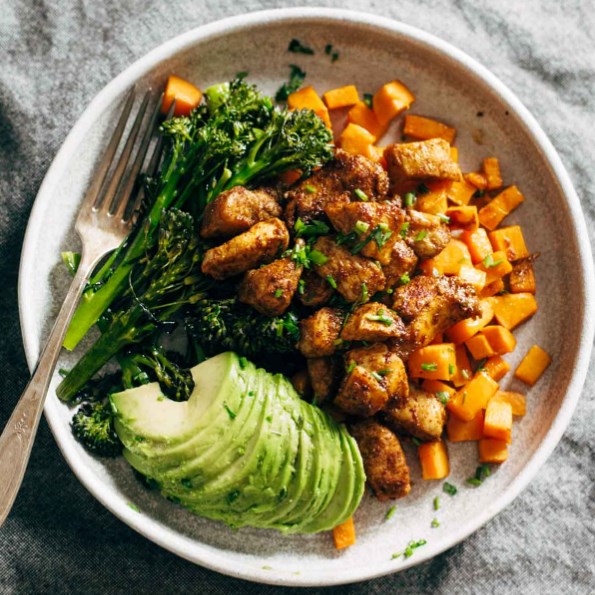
383, 386, 447, 441
201, 218, 289, 280
350, 420, 411, 500
238, 255, 302, 317
403, 209, 451, 260
381, 239, 418, 287
384, 138, 462, 186
307, 357, 340, 403
284, 149, 389, 227
297, 307, 344, 358
340, 302, 407, 343
200, 186, 281, 239
311, 236, 386, 303
297, 269, 334, 307
335, 344, 408, 416
392, 275, 480, 351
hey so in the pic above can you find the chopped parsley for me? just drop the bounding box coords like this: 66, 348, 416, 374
326, 275, 338, 289
399, 221, 410, 238
224, 403, 237, 420
400, 273, 411, 285
443, 481, 458, 496
467, 463, 491, 487
431, 518, 440, 528
288, 39, 314, 54
363, 93, 373, 108
385, 505, 397, 520
436, 391, 450, 405
275, 64, 306, 101
403, 192, 416, 207
421, 362, 438, 371
482, 253, 504, 268
274, 288, 283, 298
414, 230, 428, 242
294, 217, 330, 238
354, 188, 369, 201
433, 496, 440, 511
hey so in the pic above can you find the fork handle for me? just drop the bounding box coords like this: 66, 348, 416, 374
0, 249, 100, 526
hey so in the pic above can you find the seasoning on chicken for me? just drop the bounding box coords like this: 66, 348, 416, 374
238, 255, 302, 317
201, 218, 289, 280
381, 239, 418, 287
392, 275, 480, 350
383, 386, 447, 441
298, 269, 334, 307
307, 357, 340, 403
297, 307, 344, 358
284, 149, 389, 226
311, 236, 386, 303
291, 369, 312, 399
404, 209, 451, 259
384, 138, 462, 185
335, 344, 408, 416
350, 420, 411, 500
200, 186, 281, 239
340, 302, 407, 343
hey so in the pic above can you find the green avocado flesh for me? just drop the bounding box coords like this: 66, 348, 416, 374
110, 352, 365, 534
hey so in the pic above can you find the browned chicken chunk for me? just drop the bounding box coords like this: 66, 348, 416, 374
325, 200, 406, 237
340, 302, 407, 343
238, 255, 302, 316
392, 275, 480, 351
382, 239, 418, 287
201, 218, 289, 280
384, 138, 462, 185
297, 270, 334, 307
336, 344, 408, 416
200, 186, 281, 239
404, 209, 451, 259
383, 386, 447, 441
284, 149, 389, 226
291, 369, 312, 399
297, 307, 343, 358
311, 236, 386, 303
350, 420, 411, 500
307, 357, 340, 403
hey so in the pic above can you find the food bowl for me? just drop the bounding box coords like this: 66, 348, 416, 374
18, 8, 594, 586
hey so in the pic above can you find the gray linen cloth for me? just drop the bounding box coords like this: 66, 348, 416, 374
0, 0, 593, 593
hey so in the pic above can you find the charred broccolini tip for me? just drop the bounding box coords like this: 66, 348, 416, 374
71, 401, 121, 458
185, 297, 301, 359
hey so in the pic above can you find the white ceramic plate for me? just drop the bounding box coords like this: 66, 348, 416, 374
18, 8, 595, 587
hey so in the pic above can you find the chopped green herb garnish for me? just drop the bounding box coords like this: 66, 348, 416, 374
417, 183, 430, 194
354, 188, 369, 201
308, 249, 329, 266
324, 43, 333, 55
331, 51, 339, 63
443, 482, 458, 496
266, 415, 273, 423
298, 279, 305, 295
326, 275, 338, 289
482, 253, 504, 268
366, 310, 394, 326
448, 363, 455, 375
414, 230, 428, 242
400, 273, 411, 285
476, 358, 487, 372
239, 356, 248, 369
377, 368, 390, 376
361, 283, 369, 302
404, 192, 416, 207
461, 369, 470, 380
433, 496, 440, 511
371, 225, 393, 249
294, 217, 330, 238
392, 539, 428, 560
436, 391, 450, 405
224, 403, 237, 420
421, 362, 438, 371
305, 184, 316, 193
346, 361, 356, 374
288, 39, 314, 55
371, 371, 384, 382
399, 221, 410, 238
412, 436, 422, 446
274, 288, 283, 298
363, 93, 373, 108
438, 213, 451, 223
333, 338, 344, 347
275, 64, 306, 101
467, 463, 491, 486
127, 502, 140, 513
247, 391, 255, 397
354, 220, 370, 235
385, 505, 397, 520
431, 518, 440, 528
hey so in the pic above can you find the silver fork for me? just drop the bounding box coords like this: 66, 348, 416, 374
0, 88, 169, 526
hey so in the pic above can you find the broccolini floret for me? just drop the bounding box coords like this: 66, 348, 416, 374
71, 401, 121, 458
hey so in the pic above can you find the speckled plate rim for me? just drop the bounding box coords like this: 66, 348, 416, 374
18, 7, 595, 587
